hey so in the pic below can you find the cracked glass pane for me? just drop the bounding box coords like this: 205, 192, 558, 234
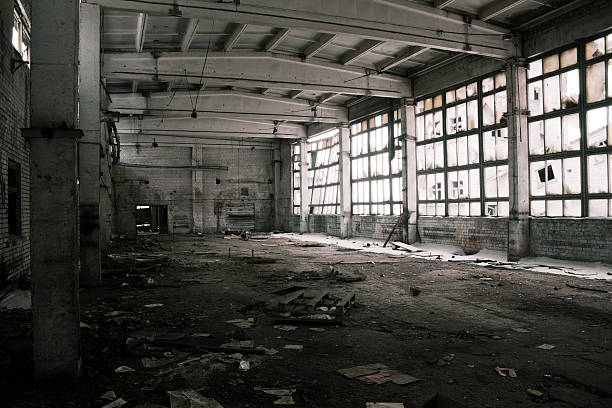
467, 100, 478, 130
416, 101, 424, 114
528, 59, 542, 79
470, 168, 480, 198
483, 94, 495, 126
543, 75, 560, 113
529, 80, 543, 116
586, 107, 608, 148
562, 113, 580, 151
426, 174, 435, 200
586, 37, 605, 60
495, 72, 506, 89
495, 91, 507, 123
485, 202, 498, 216
560, 69, 579, 109
530, 161, 546, 196
436, 172, 445, 200
529, 120, 544, 155
496, 128, 508, 160
467, 82, 478, 97
446, 106, 456, 135
587, 154, 608, 193
560, 48, 577, 68
563, 157, 581, 194
586, 62, 605, 103
446, 138, 457, 167
482, 76, 494, 93
457, 136, 468, 166
531, 200, 545, 216
564, 200, 581, 217
434, 110, 443, 138
545, 117, 561, 154
543, 54, 559, 74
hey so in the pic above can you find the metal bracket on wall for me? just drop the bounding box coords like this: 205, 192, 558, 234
11, 59, 28, 74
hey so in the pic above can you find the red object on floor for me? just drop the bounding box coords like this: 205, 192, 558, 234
410, 287, 421, 296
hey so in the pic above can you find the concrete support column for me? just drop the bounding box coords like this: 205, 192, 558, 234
79, 3, 101, 287
192, 145, 204, 233
299, 140, 310, 232
400, 99, 418, 243
339, 125, 352, 238
506, 58, 530, 261
273, 148, 282, 231
26, 0, 81, 379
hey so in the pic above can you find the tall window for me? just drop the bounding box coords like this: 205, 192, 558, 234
416, 73, 508, 217
528, 30, 612, 217
8, 160, 21, 236
12, 1, 30, 62
292, 143, 301, 215
350, 109, 403, 215
307, 133, 340, 214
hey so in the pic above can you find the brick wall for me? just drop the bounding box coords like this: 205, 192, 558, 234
530, 218, 612, 262
0, 0, 31, 285
418, 217, 508, 254
308, 215, 341, 235
352, 215, 403, 241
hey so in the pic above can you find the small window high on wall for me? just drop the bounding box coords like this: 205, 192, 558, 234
8, 160, 21, 236
12, 0, 30, 62
527, 30, 612, 217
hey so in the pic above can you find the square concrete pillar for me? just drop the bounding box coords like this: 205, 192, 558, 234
299, 140, 310, 232
506, 58, 530, 260
273, 148, 282, 231
25, 129, 82, 379
339, 125, 352, 238
192, 145, 204, 233
401, 99, 418, 243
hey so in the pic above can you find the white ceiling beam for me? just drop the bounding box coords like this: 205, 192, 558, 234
116, 116, 306, 139
180, 18, 199, 52
375, 46, 429, 72
90, 0, 511, 58
433, 0, 458, 9
264, 28, 290, 52
224, 23, 248, 52
120, 134, 278, 149
103, 51, 412, 98
135, 12, 147, 52
289, 90, 305, 99
340, 40, 384, 65
318, 93, 340, 104
303, 33, 335, 58
108, 90, 348, 123
479, 0, 529, 22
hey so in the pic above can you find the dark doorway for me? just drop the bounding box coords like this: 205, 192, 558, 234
136, 205, 168, 234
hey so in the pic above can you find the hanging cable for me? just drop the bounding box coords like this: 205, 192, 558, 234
192, 19, 215, 118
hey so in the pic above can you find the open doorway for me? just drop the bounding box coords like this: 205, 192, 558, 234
136, 205, 168, 234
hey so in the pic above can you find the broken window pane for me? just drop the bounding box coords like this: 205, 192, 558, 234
564, 200, 581, 217
529, 121, 544, 155
485, 202, 498, 216
433, 110, 443, 138
545, 117, 561, 154
543, 54, 559, 74
586, 62, 605, 103
446, 106, 456, 135
483, 94, 495, 126
457, 103, 467, 133
528, 59, 542, 79
458, 170, 469, 199
529, 81, 543, 116
546, 160, 562, 195
586, 37, 605, 60
562, 113, 580, 151
563, 157, 581, 194
588, 154, 608, 193
586, 107, 608, 148
467, 100, 478, 130
531, 200, 545, 216
495, 72, 506, 89
543, 75, 560, 113
446, 90, 455, 104
425, 144, 434, 169
560, 69, 580, 109
457, 136, 468, 166
560, 47, 577, 68
530, 161, 546, 196
425, 113, 433, 139
467, 82, 478, 97
446, 138, 457, 167
469, 168, 480, 198
495, 91, 507, 123
416, 101, 424, 114
589, 199, 608, 217
468, 134, 479, 164
448, 171, 458, 199
456, 85, 466, 100
482, 76, 494, 93
497, 128, 508, 160
547, 200, 562, 217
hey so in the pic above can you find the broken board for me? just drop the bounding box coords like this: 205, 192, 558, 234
391, 242, 423, 252
266, 286, 356, 317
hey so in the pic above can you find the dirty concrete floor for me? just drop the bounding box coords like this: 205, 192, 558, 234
2, 234, 612, 407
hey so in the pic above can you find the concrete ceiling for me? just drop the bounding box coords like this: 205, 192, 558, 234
91, 0, 577, 141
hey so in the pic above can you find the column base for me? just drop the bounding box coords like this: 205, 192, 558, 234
508, 217, 530, 261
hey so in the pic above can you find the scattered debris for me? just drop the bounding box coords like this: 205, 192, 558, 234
254, 387, 296, 405
337, 364, 419, 385
101, 391, 117, 401
527, 389, 544, 398
366, 403, 404, 408
391, 242, 422, 252
226, 318, 255, 328
283, 344, 303, 350
274, 325, 298, 331
192, 333, 211, 337
309, 327, 325, 332
168, 389, 223, 408
536, 344, 556, 350
239, 360, 250, 371
115, 366, 136, 373
144, 303, 164, 308
410, 287, 421, 296
495, 367, 517, 377
565, 283, 608, 293
511, 328, 530, 333
101, 398, 127, 408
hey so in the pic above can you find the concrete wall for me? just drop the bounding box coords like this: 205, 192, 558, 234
0, 0, 31, 285
530, 218, 612, 263
200, 147, 274, 233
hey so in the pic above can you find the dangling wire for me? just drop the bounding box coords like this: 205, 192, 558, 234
193, 19, 215, 115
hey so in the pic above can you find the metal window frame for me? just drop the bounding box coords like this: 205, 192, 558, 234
307, 136, 340, 214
